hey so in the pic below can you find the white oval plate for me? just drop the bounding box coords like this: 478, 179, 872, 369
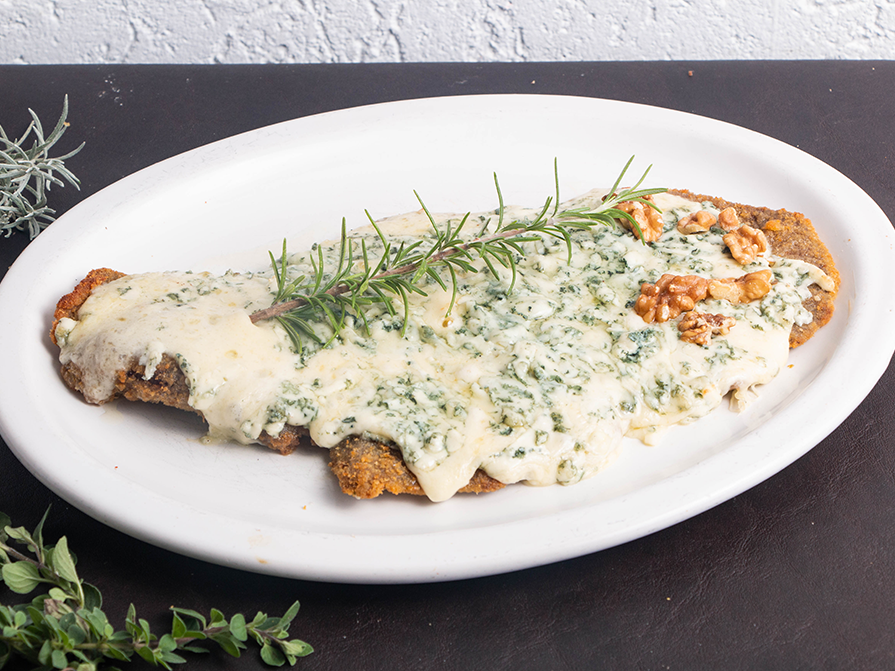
0, 94, 892, 583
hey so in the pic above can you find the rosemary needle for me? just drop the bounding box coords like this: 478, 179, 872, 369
251, 157, 665, 352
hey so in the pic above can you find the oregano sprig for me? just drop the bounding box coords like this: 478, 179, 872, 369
0, 509, 312, 669
251, 157, 665, 352
1, 95, 84, 240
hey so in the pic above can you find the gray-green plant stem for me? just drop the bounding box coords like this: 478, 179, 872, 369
0, 95, 84, 239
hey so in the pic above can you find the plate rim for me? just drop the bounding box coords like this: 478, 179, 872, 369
1, 93, 893, 583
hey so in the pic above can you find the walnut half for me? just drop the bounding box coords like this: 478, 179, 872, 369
634, 274, 709, 323
677, 210, 717, 234
723, 225, 769, 265
708, 269, 773, 304
717, 207, 741, 232
618, 195, 665, 243
678, 311, 737, 346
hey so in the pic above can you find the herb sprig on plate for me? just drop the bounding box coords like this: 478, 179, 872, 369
251, 157, 665, 351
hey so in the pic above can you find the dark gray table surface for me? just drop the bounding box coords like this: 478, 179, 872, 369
1, 62, 894, 670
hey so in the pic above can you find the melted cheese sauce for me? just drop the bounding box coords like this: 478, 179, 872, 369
55, 191, 834, 501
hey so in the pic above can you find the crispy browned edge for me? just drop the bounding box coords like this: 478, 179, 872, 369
668, 190, 840, 347
50, 268, 504, 499
51, 196, 839, 498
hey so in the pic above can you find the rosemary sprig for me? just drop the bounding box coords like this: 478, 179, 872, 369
251, 158, 665, 351
1, 95, 84, 240
0, 509, 312, 669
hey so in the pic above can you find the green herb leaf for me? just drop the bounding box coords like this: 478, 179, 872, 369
230, 612, 248, 641
211, 632, 244, 658
135, 644, 156, 664
260, 642, 287, 667
157, 633, 177, 652
83, 582, 102, 610
32, 508, 50, 551
210, 608, 226, 626
278, 601, 301, 628
49, 536, 79, 584
161, 649, 188, 665
171, 612, 187, 639
4, 525, 34, 545
51, 647, 67, 668
2, 561, 42, 594
281, 639, 314, 658
169, 606, 207, 629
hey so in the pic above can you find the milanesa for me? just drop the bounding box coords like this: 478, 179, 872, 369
51, 190, 839, 501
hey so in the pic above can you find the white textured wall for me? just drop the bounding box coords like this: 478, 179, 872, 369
2, 0, 894, 63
